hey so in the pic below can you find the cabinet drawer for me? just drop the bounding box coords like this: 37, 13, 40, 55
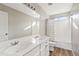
24, 46, 40, 56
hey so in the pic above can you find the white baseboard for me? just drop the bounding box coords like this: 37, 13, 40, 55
54, 41, 72, 50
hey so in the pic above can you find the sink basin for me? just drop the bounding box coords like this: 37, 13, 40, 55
0, 41, 35, 56
0, 36, 40, 56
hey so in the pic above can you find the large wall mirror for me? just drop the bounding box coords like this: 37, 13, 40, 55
0, 4, 33, 41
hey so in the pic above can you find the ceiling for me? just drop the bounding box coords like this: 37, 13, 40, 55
38, 3, 72, 16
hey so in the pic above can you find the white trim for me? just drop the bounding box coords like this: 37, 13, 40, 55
54, 41, 72, 50
72, 50, 75, 56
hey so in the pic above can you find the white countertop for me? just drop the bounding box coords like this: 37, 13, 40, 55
0, 36, 49, 56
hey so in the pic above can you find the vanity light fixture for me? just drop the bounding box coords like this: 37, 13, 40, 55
24, 3, 36, 11
33, 8, 35, 10
31, 6, 33, 9
27, 4, 30, 7
23, 3, 40, 18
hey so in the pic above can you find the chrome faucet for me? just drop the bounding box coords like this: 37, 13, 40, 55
11, 41, 19, 46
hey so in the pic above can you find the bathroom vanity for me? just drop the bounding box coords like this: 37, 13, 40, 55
0, 4, 49, 56
0, 36, 49, 56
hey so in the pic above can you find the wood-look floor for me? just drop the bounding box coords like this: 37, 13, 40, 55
50, 47, 73, 56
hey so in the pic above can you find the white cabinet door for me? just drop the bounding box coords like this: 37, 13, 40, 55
45, 45, 49, 56
45, 40, 49, 56
24, 38, 49, 56
41, 39, 49, 56
24, 46, 40, 56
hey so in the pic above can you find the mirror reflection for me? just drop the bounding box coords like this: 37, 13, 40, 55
0, 4, 33, 41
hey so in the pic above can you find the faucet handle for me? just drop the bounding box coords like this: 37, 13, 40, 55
5, 33, 8, 36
